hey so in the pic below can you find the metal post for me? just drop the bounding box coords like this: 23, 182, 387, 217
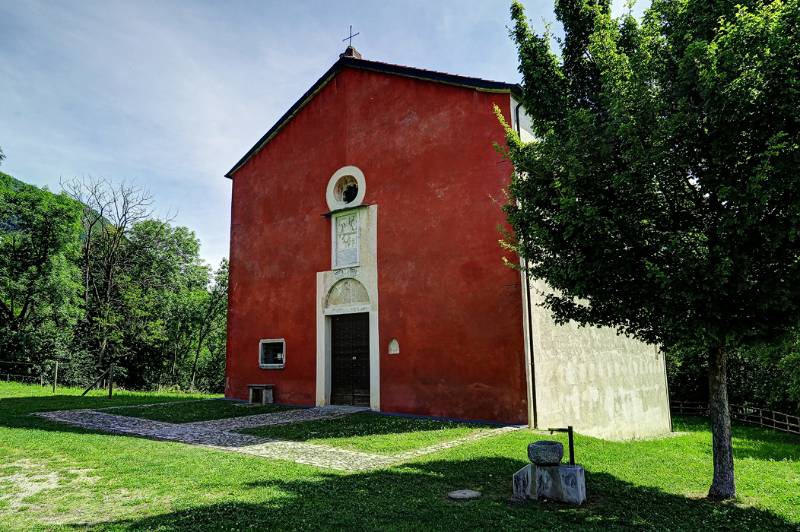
567, 426, 575, 465
52, 360, 58, 394
108, 363, 114, 398
549, 426, 576, 465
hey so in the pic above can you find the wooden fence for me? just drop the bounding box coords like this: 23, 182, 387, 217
0, 360, 45, 384
671, 400, 800, 436
0, 359, 116, 396
0, 359, 69, 392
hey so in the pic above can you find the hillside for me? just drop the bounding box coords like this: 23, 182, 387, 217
0, 171, 41, 193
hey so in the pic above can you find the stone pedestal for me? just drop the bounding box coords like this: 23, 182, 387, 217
512, 464, 586, 505
535, 464, 586, 505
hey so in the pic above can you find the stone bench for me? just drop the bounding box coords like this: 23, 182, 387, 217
248, 384, 274, 405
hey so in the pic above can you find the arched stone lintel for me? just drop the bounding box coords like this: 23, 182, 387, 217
324, 277, 370, 311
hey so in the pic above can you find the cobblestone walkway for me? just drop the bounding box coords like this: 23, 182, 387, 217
36, 408, 518, 471
184, 405, 367, 432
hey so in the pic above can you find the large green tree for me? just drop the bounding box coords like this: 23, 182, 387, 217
118, 219, 210, 388
59, 178, 228, 391
0, 173, 82, 366
63, 178, 154, 375
504, 0, 800, 499
0, 171, 228, 391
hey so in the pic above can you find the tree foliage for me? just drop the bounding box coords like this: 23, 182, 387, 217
504, 0, 799, 500
0, 173, 82, 366
0, 174, 228, 392
668, 332, 800, 414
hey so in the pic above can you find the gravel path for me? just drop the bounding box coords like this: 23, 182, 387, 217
36, 407, 517, 471
185, 405, 367, 431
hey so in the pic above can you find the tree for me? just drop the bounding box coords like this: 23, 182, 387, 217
189, 258, 228, 390
0, 171, 227, 391
503, 0, 800, 500
63, 178, 154, 374
0, 174, 82, 365
114, 219, 209, 388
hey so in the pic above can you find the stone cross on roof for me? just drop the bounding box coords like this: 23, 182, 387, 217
342, 25, 360, 47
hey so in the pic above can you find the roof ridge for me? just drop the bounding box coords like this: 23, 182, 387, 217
341, 56, 519, 91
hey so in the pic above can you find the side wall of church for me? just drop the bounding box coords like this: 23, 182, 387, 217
510, 97, 671, 439
226, 67, 529, 423
529, 280, 672, 439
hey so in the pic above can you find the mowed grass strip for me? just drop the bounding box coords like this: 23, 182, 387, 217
1, 382, 799, 530
106, 399, 297, 423
240, 412, 493, 454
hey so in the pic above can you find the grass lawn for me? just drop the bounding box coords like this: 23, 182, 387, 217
1, 381, 799, 530
240, 412, 485, 454
106, 399, 295, 423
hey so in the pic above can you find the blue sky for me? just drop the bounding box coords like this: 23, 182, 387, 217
0, 0, 645, 266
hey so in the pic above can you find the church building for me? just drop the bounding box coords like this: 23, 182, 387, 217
224, 47, 671, 439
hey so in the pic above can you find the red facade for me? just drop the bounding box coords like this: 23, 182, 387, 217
226, 64, 528, 424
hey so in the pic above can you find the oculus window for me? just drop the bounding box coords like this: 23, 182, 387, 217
326, 166, 366, 211
259, 339, 285, 369
335, 175, 359, 204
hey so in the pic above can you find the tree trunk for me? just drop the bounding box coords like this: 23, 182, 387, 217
707, 345, 735, 500
190, 341, 202, 391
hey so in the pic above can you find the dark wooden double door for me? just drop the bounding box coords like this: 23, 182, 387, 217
331, 313, 370, 406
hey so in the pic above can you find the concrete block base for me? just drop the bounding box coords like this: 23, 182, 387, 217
513, 464, 586, 505
535, 464, 586, 505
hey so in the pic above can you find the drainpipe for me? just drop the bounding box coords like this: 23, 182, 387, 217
515, 99, 538, 429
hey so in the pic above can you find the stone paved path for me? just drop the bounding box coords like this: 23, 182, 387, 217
184, 405, 368, 432
36, 407, 518, 471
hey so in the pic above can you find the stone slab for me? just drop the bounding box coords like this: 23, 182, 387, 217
512, 464, 533, 500
448, 489, 481, 500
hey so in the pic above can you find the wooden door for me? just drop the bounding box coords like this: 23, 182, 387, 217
331, 313, 370, 406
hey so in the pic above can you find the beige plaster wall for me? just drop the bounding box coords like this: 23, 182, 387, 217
529, 280, 671, 440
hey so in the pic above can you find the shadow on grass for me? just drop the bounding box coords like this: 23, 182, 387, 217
102, 456, 796, 531
2, 395, 797, 529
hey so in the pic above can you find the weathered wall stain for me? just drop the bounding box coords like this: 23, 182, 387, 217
530, 279, 671, 439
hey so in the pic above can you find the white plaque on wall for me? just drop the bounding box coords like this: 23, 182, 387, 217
334, 211, 359, 268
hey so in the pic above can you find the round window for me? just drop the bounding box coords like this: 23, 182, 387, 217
326, 166, 366, 211
334, 175, 358, 205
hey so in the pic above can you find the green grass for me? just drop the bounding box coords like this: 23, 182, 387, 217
106, 399, 295, 423
240, 412, 485, 454
1, 381, 799, 530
